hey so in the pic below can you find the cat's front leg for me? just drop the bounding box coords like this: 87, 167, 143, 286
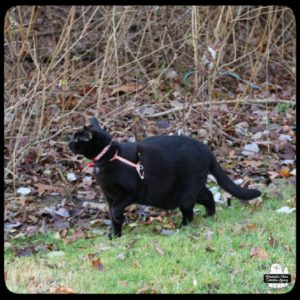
108, 197, 135, 238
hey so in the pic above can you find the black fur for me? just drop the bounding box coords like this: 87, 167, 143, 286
69, 117, 261, 238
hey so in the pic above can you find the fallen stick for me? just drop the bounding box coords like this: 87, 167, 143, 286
137, 98, 295, 118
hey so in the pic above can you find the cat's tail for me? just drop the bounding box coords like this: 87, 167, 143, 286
210, 157, 261, 200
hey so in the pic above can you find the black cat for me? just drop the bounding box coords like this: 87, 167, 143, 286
69, 117, 261, 238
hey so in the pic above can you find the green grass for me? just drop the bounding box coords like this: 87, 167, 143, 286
5, 179, 296, 294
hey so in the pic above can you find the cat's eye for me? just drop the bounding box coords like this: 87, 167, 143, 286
74, 137, 79, 142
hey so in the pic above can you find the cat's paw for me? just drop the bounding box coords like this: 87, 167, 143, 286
107, 232, 122, 239
203, 212, 215, 218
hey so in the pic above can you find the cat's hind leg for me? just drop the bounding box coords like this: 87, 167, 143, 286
178, 187, 198, 227
197, 186, 215, 217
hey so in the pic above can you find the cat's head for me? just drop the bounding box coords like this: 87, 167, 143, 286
69, 117, 112, 159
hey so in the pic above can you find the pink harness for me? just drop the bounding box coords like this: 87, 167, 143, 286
87, 143, 144, 179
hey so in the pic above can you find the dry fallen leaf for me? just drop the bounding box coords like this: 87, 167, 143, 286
243, 160, 262, 168
62, 230, 85, 244
111, 83, 143, 96
58, 94, 77, 110
286, 197, 296, 208
136, 286, 150, 294
54, 286, 76, 294
144, 216, 163, 225
249, 198, 263, 211
82, 201, 107, 212
282, 245, 292, 252
34, 183, 62, 197
246, 223, 257, 232
136, 285, 157, 294
154, 243, 164, 256
268, 235, 278, 248
150, 216, 164, 223
263, 82, 282, 93
92, 258, 104, 271
87, 253, 97, 260
15, 246, 35, 257
279, 167, 290, 178
205, 245, 215, 252
228, 150, 235, 157
250, 247, 269, 260
39, 217, 48, 234
79, 85, 97, 96
267, 171, 279, 180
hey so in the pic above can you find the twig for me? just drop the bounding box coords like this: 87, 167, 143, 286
136, 98, 295, 118
4, 126, 71, 178
56, 167, 69, 185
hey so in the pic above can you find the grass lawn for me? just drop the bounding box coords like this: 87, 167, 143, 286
4, 179, 296, 294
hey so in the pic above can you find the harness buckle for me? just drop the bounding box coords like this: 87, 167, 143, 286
139, 164, 145, 180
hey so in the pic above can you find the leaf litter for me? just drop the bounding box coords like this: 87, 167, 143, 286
4, 7, 296, 254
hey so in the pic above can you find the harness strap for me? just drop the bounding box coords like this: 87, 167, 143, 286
87, 145, 144, 180
87, 142, 112, 168
110, 151, 144, 179
93, 142, 111, 161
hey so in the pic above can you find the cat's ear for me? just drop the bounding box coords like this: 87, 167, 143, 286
79, 131, 93, 142
90, 117, 102, 131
